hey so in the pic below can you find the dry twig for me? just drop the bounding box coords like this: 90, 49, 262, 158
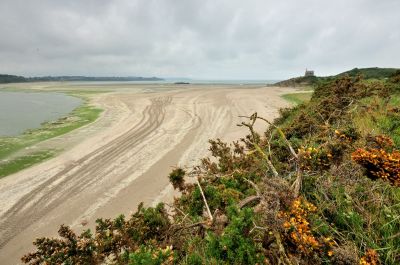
196, 176, 213, 222
244, 177, 260, 196
241, 112, 304, 196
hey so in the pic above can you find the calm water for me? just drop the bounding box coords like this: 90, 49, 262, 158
68, 79, 280, 86
0, 91, 82, 136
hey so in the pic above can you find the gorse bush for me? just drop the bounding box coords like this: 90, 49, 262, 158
22, 203, 171, 264
128, 246, 173, 265
360, 249, 380, 265
204, 207, 265, 264
279, 197, 335, 257
352, 135, 400, 186
168, 168, 186, 191
23, 75, 400, 264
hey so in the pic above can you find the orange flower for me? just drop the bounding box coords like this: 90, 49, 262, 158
359, 249, 379, 265
279, 197, 334, 257
352, 136, 400, 187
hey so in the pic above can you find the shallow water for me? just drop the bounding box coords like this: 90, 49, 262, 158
0, 91, 82, 136
68, 79, 279, 86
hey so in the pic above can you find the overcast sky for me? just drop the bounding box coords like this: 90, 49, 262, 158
0, 0, 399, 79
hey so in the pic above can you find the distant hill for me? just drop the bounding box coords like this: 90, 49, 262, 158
274, 67, 399, 87
0, 74, 163, 84
335, 67, 398, 79
0, 74, 27, 83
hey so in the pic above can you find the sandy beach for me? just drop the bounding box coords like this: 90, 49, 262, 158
0, 83, 296, 263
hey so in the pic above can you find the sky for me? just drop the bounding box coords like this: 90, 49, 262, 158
0, 0, 399, 80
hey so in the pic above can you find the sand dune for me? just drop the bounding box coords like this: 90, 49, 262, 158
0, 84, 296, 263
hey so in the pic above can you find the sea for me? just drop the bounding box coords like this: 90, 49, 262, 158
0, 91, 82, 136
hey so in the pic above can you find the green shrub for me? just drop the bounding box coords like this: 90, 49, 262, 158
129, 245, 172, 265
168, 167, 186, 191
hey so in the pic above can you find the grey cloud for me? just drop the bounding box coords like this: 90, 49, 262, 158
0, 0, 399, 79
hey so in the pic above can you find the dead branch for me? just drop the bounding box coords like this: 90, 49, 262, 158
212, 209, 220, 220
196, 176, 213, 222
273, 230, 294, 265
252, 114, 298, 160
291, 166, 303, 197
165, 203, 186, 216
249, 220, 268, 234
243, 177, 260, 196
172, 221, 207, 233
239, 112, 258, 142
238, 195, 261, 209
239, 117, 280, 178
253, 142, 280, 178
241, 112, 304, 196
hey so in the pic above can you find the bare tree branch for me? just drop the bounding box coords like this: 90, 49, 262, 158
253, 142, 280, 178
253, 114, 298, 160
240, 112, 304, 197
291, 166, 303, 197
238, 114, 280, 178
243, 177, 260, 196
238, 195, 261, 209
196, 177, 213, 222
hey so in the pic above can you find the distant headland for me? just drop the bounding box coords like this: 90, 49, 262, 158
273, 67, 399, 87
0, 74, 164, 84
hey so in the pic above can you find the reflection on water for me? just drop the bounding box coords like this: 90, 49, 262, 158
0, 91, 82, 136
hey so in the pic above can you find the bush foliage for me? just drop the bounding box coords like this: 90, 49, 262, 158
23, 74, 400, 264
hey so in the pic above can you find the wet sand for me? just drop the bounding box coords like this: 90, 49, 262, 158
0, 83, 296, 264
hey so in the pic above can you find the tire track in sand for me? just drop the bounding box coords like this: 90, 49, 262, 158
0, 96, 171, 248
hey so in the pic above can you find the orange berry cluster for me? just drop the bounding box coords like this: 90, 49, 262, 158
352, 136, 400, 187
279, 198, 334, 256
359, 249, 379, 265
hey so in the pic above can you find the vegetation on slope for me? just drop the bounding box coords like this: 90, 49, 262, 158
337, 67, 399, 79
274, 67, 399, 87
273, 75, 319, 87
22, 72, 400, 264
281, 92, 313, 105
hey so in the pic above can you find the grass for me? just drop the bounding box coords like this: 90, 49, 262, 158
353, 94, 400, 147
0, 95, 102, 178
0, 150, 54, 177
310, 175, 400, 263
282, 91, 313, 105
277, 76, 400, 263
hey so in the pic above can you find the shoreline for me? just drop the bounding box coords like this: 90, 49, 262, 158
0, 91, 103, 178
0, 83, 298, 263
